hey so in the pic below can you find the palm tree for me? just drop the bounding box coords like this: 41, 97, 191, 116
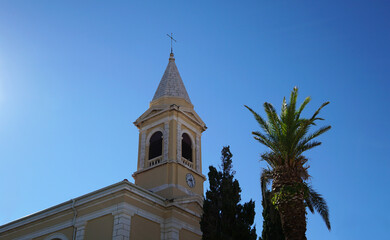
245, 87, 331, 240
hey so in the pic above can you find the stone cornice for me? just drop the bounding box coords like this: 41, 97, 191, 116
0, 180, 166, 233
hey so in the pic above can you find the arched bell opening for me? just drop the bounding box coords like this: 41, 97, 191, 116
182, 133, 193, 162
149, 131, 163, 160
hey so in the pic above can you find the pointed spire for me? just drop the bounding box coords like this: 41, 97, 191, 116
152, 53, 192, 104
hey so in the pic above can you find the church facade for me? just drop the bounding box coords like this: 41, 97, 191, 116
0, 53, 207, 240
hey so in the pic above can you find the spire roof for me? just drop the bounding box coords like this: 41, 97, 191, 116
152, 53, 191, 104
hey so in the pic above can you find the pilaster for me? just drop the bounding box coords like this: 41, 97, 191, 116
164, 122, 169, 162
161, 218, 182, 240
195, 134, 200, 172
74, 223, 86, 240
139, 131, 146, 169
176, 122, 181, 161
164, 227, 180, 240
112, 213, 132, 240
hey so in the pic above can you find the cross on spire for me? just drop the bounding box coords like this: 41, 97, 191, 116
166, 33, 177, 54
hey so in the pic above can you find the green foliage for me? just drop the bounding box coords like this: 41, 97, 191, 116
246, 87, 332, 235
271, 182, 307, 208
304, 184, 331, 230
200, 146, 257, 240
259, 190, 284, 240
245, 87, 331, 169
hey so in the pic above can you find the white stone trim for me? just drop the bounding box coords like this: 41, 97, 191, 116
12, 202, 156, 240
133, 160, 206, 181
176, 122, 181, 161
135, 107, 167, 125
11, 200, 200, 240
145, 127, 165, 145
44, 233, 69, 240
140, 116, 175, 132
177, 117, 201, 136
163, 121, 169, 162
195, 135, 200, 172
112, 213, 132, 240
148, 184, 198, 197
162, 226, 179, 240
75, 224, 86, 240
15, 221, 73, 240
180, 129, 195, 146
140, 116, 201, 136
161, 217, 181, 240
161, 217, 202, 239
139, 131, 146, 170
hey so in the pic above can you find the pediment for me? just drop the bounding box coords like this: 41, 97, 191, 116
134, 107, 167, 127
180, 109, 206, 131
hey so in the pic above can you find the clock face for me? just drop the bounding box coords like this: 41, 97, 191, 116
186, 173, 195, 188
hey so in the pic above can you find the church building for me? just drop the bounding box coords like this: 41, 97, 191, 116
0, 52, 207, 240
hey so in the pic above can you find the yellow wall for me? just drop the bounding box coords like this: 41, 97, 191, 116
180, 228, 201, 240
130, 215, 160, 240
84, 214, 113, 240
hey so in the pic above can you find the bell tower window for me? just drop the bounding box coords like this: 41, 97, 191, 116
182, 133, 192, 162
149, 131, 163, 159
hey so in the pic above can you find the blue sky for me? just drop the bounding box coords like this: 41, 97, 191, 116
0, 1, 389, 239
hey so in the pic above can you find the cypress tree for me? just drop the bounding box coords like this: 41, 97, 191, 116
259, 190, 284, 240
200, 146, 257, 240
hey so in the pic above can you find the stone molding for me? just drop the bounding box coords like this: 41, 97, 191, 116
8, 196, 200, 240
140, 116, 202, 136
132, 160, 206, 181
0, 181, 165, 234
149, 184, 199, 198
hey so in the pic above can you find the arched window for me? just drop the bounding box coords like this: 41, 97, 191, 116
149, 131, 163, 159
44, 233, 68, 240
182, 133, 192, 162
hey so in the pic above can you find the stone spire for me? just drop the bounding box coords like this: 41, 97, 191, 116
152, 53, 191, 104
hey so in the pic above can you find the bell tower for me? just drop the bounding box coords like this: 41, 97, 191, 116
133, 53, 206, 207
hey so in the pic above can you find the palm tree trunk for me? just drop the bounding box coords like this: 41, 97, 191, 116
273, 167, 307, 240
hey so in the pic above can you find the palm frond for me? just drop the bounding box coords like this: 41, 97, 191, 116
297, 126, 331, 150
261, 152, 279, 168
305, 185, 331, 230
296, 96, 311, 120
260, 168, 273, 204
263, 102, 282, 138
252, 131, 281, 152
305, 194, 315, 214
245, 105, 271, 134
285, 87, 298, 127
281, 97, 287, 115
294, 156, 310, 180
288, 87, 298, 115
310, 101, 330, 122
297, 141, 322, 156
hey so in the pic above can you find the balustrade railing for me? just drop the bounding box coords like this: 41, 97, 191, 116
181, 157, 194, 169
148, 156, 162, 167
